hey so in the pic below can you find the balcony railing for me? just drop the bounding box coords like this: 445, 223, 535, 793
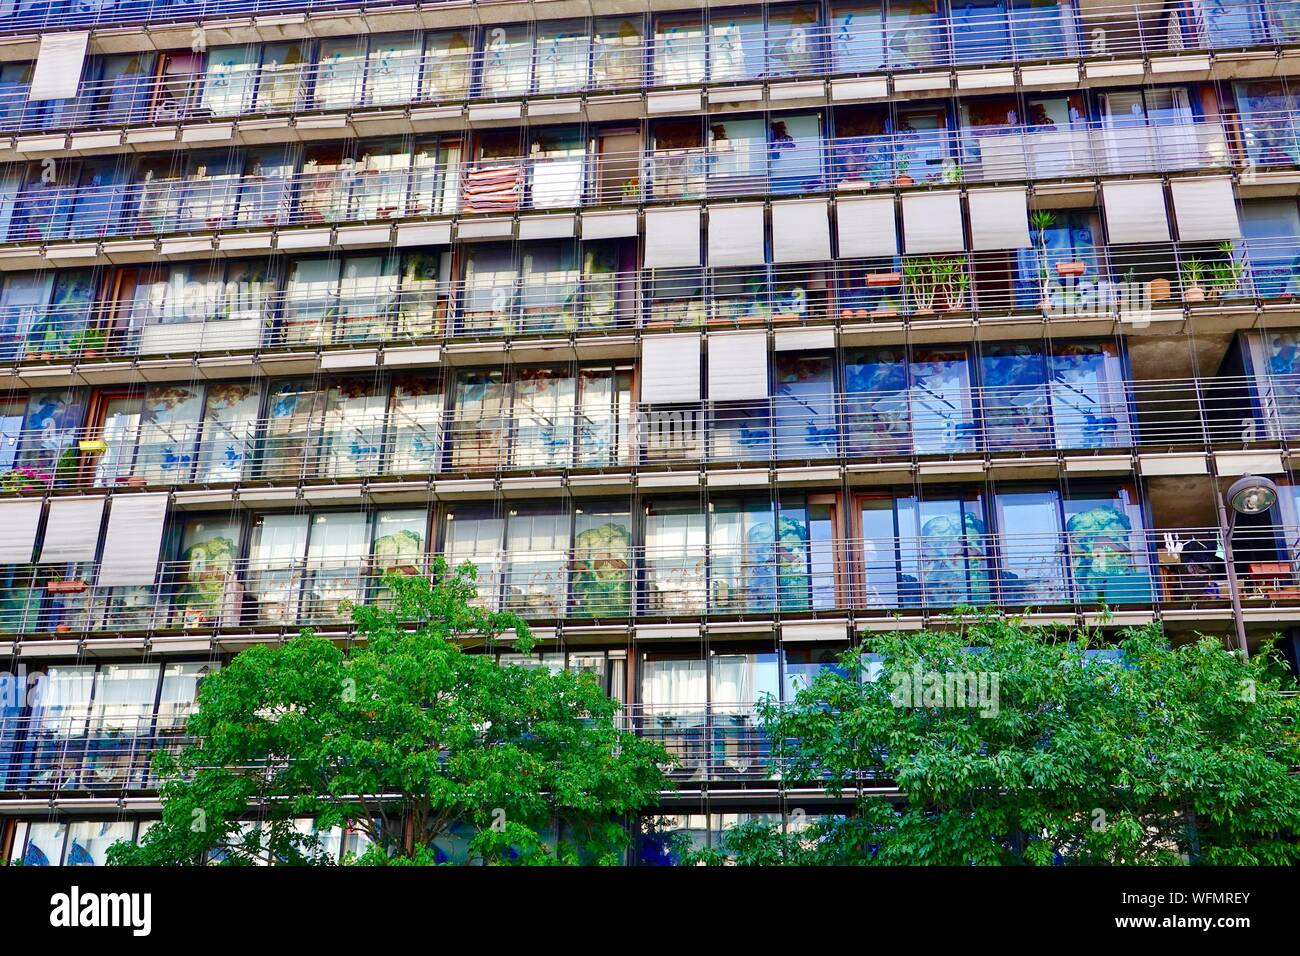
0, 117, 1249, 248
0, 701, 768, 795
1, 235, 1294, 365
0, 526, 1293, 637
1, 0, 1297, 78
0, 372, 1294, 495
0, 712, 185, 794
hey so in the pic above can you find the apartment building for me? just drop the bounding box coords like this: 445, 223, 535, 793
0, 0, 1299, 865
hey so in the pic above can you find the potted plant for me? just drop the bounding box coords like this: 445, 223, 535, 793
1180, 257, 1206, 303
941, 159, 962, 184
895, 158, 914, 187
941, 260, 970, 312
1206, 241, 1246, 299
904, 258, 937, 314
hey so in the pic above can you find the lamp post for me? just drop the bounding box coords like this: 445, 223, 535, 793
1215, 474, 1279, 659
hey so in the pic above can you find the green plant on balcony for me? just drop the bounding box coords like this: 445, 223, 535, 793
902, 258, 937, 313
1206, 241, 1247, 298
940, 159, 963, 184
1180, 257, 1207, 302
69, 327, 109, 357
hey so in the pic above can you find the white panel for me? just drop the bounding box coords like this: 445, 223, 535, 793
0, 500, 43, 564
28, 32, 89, 101
642, 333, 701, 403
581, 210, 639, 240
39, 497, 104, 565
707, 331, 769, 401
97, 493, 169, 587
517, 214, 575, 240
1102, 180, 1171, 243
706, 204, 766, 267
967, 187, 1031, 250
902, 191, 965, 254
1170, 176, 1242, 241
772, 199, 832, 263
836, 195, 898, 258
775, 327, 835, 351
395, 222, 452, 247
644, 206, 701, 268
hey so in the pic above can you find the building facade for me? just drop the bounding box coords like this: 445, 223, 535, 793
1, 0, 1300, 865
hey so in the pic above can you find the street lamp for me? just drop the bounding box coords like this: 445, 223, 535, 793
1216, 474, 1279, 658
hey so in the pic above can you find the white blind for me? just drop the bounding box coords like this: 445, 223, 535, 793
29, 32, 90, 101
968, 187, 1031, 250
707, 331, 769, 401
772, 199, 832, 263
1103, 180, 1171, 243
0, 500, 43, 564
642, 334, 702, 403
1170, 176, 1242, 241
581, 210, 639, 240
902, 191, 966, 253
97, 494, 169, 587
837, 196, 898, 258
644, 207, 701, 268
39, 496, 105, 564
707, 204, 766, 267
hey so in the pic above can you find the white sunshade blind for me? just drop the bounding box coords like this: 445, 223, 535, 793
706, 204, 766, 267
642, 333, 702, 403
97, 493, 169, 587
0, 499, 43, 564
28, 31, 90, 101
1170, 176, 1242, 241
708, 331, 769, 401
902, 191, 966, 254
837, 196, 898, 258
644, 206, 701, 268
39, 496, 105, 564
967, 187, 1031, 250
1103, 180, 1171, 243
772, 199, 832, 263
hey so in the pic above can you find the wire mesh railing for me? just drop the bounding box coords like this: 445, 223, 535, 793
1, 525, 1295, 637
0, 371, 1295, 495
0, 117, 1253, 246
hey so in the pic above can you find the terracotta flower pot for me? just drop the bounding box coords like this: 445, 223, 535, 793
1056, 261, 1086, 278
1183, 286, 1206, 303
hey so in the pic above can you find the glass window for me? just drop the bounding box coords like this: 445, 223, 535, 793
994, 489, 1068, 605
768, 4, 822, 77
536, 21, 590, 93
481, 24, 533, 96
304, 511, 370, 622
195, 383, 259, 484
710, 9, 765, 82
451, 370, 507, 469
388, 376, 444, 475
247, 513, 309, 625
593, 17, 644, 88
201, 45, 258, 116
645, 501, 707, 613
315, 37, 367, 109
511, 367, 576, 467
315, 378, 386, 479
980, 342, 1050, 450
1049, 341, 1130, 449
571, 506, 632, 618
443, 506, 505, 608
774, 353, 835, 458
503, 507, 569, 617
655, 14, 707, 85
172, 517, 242, 627
365, 33, 422, 106
423, 29, 473, 99
1063, 485, 1152, 604
371, 509, 426, 572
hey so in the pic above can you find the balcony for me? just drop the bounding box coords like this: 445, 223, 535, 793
1, 0, 1297, 97
2, 520, 1296, 639
0, 117, 1248, 251
0, 371, 1293, 495
0, 236, 1293, 366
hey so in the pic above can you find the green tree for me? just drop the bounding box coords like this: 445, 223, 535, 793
108, 561, 669, 866
685, 617, 1300, 866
